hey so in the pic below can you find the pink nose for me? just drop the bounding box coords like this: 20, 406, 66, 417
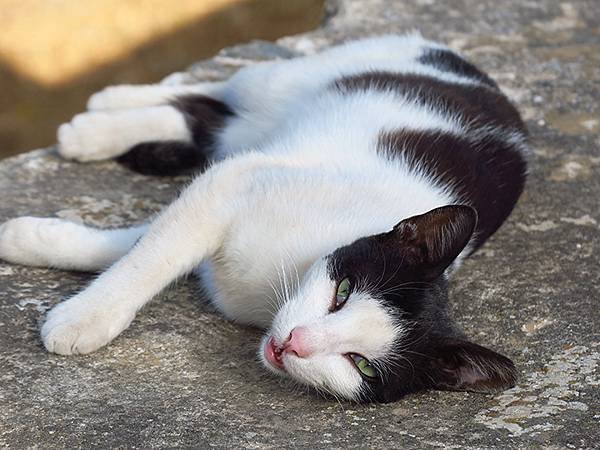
282, 326, 312, 358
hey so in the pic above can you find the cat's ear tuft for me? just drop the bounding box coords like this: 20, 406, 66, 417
428, 337, 517, 393
392, 205, 477, 279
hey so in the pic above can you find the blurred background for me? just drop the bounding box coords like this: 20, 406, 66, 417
0, 0, 324, 160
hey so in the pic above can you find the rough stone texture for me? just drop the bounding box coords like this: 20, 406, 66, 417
1, 0, 599, 447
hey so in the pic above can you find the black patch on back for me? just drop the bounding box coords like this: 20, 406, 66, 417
117, 94, 234, 176
418, 48, 498, 88
332, 71, 527, 250
378, 130, 526, 251
333, 72, 526, 133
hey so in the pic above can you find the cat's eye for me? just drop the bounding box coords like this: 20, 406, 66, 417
331, 277, 352, 311
349, 353, 377, 379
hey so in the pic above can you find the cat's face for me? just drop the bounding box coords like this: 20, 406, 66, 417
260, 205, 517, 402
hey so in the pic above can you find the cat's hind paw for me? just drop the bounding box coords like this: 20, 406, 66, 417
57, 112, 121, 162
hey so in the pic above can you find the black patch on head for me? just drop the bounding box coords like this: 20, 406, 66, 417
116, 94, 234, 176
328, 206, 475, 318
418, 48, 498, 88
327, 206, 517, 403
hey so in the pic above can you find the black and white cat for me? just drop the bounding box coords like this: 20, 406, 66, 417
0, 34, 527, 403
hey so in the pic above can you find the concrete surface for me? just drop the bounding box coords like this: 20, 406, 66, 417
1, 0, 599, 447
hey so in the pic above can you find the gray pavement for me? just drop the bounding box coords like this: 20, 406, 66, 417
1, 0, 599, 447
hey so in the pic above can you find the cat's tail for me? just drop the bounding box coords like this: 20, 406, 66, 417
116, 141, 207, 176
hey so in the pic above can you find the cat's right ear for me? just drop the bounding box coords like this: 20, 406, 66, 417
390, 205, 477, 280
426, 336, 518, 393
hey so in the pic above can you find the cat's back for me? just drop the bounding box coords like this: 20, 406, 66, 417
220, 34, 528, 250
311, 36, 529, 252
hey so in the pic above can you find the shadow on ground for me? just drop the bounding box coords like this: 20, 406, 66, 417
0, 0, 323, 159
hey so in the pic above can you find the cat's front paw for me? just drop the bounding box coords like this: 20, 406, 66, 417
42, 295, 134, 355
0, 217, 68, 267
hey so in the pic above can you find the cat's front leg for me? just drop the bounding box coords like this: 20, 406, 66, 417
40, 155, 264, 354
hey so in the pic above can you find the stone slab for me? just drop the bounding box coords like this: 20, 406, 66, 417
1, 0, 599, 447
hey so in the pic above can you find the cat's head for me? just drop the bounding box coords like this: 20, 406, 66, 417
260, 205, 517, 403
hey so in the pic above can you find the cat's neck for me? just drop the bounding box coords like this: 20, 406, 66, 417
210, 153, 454, 327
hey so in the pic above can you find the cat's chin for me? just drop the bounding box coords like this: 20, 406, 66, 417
261, 335, 288, 374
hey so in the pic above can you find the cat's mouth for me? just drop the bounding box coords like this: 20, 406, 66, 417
264, 336, 287, 372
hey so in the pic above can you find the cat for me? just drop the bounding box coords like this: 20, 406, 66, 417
0, 33, 527, 403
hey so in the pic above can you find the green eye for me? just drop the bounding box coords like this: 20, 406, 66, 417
349, 353, 377, 378
333, 277, 352, 310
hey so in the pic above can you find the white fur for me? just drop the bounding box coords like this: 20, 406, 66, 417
57, 106, 191, 161
0, 217, 146, 271
0, 34, 512, 400
87, 82, 226, 111
261, 259, 402, 399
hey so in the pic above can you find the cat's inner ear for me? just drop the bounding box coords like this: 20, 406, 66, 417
428, 337, 518, 393
392, 205, 477, 279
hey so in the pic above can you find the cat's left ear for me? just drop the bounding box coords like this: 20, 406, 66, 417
392, 205, 477, 280
428, 337, 518, 393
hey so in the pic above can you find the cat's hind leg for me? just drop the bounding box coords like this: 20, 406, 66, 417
58, 94, 233, 177
87, 82, 226, 111
0, 217, 146, 271
57, 105, 192, 162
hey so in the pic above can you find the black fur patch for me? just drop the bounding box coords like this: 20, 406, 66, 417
172, 94, 234, 150
117, 94, 234, 176
116, 141, 207, 176
418, 48, 498, 88
332, 71, 527, 250
378, 129, 527, 251
327, 207, 518, 403
333, 71, 526, 133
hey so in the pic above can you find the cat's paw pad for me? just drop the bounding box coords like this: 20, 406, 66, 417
57, 112, 119, 161
0, 217, 68, 267
42, 297, 133, 355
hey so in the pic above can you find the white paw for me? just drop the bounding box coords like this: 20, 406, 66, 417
42, 295, 134, 355
57, 111, 123, 161
0, 217, 71, 267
